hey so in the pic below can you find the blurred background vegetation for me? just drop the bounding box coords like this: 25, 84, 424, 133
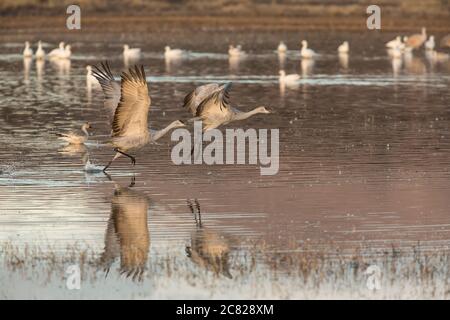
1, 0, 449, 18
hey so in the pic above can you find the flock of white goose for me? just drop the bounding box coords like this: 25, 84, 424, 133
20, 28, 449, 172
23, 41, 72, 60
384, 28, 450, 60
23, 27, 450, 86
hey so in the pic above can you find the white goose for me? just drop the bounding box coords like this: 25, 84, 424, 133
48, 42, 65, 58
337, 41, 349, 54
279, 70, 300, 85
390, 45, 403, 59
86, 65, 100, 87
23, 41, 33, 58
228, 45, 245, 57
60, 44, 71, 59
35, 41, 45, 60
425, 36, 435, 51
277, 41, 287, 53
386, 36, 402, 49
164, 46, 184, 59
300, 40, 315, 59
123, 44, 141, 60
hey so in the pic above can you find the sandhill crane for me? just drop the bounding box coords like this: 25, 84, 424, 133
405, 27, 427, 50
123, 44, 141, 60
337, 41, 349, 54
425, 36, 435, 50
100, 179, 150, 281
185, 199, 232, 279
440, 34, 450, 48
92, 63, 185, 171
300, 40, 315, 59
277, 41, 287, 53
23, 41, 33, 58
183, 82, 270, 132
56, 122, 91, 145
386, 36, 402, 49
48, 42, 65, 58
92, 61, 121, 117
164, 46, 184, 59
279, 70, 300, 85
35, 41, 45, 60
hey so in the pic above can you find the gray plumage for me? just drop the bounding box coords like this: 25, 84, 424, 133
92, 61, 121, 116
94, 62, 185, 171
183, 82, 270, 132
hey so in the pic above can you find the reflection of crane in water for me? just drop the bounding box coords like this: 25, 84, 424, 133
185, 199, 232, 279
100, 176, 150, 282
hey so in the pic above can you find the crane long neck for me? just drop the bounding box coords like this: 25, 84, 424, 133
152, 122, 176, 141
233, 108, 260, 121
82, 127, 89, 136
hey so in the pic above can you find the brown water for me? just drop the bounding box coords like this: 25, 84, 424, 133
1, 30, 450, 267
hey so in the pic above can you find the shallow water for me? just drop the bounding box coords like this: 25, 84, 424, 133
1, 31, 450, 292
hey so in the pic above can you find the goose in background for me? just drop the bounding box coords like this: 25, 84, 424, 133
56, 122, 91, 145
300, 40, 315, 59
390, 45, 403, 59
35, 41, 45, 60
100, 178, 150, 281
86, 65, 100, 88
60, 44, 71, 59
425, 36, 435, 51
277, 41, 287, 53
123, 44, 141, 60
398, 38, 407, 51
48, 42, 65, 58
337, 41, 349, 54
279, 70, 300, 85
23, 41, 33, 58
92, 63, 185, 171
405, 27, 427, 50
228, 45, 245, 57
386, 36, 402, 49
339, 52, 349, 69
164, 46, 184, 59
183, 82, 270, 132
185, 199, 232, 279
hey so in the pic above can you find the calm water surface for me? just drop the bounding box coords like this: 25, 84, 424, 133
1, 30, 450, 263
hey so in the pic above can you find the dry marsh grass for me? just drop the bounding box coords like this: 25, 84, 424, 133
1, 241, 449, 299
